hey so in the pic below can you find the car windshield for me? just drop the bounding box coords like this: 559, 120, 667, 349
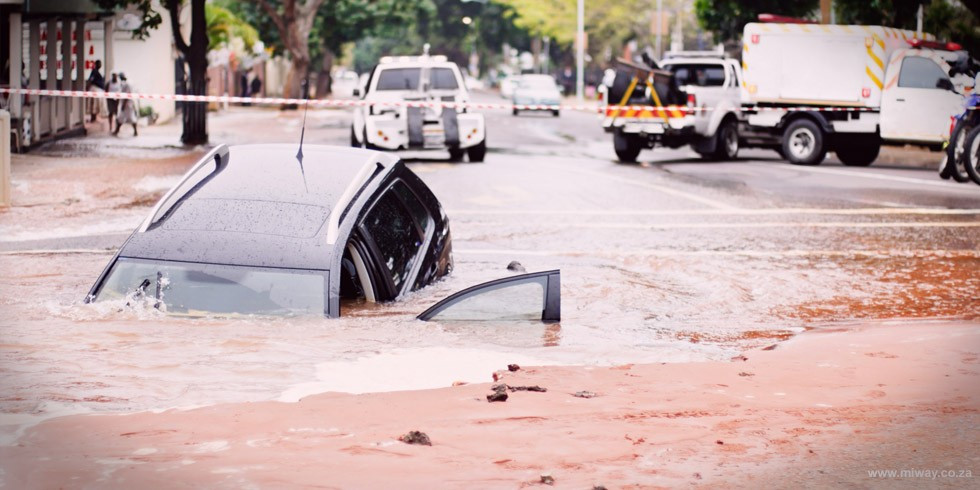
376, 68, 421, 90
94, 258, 326, 317
669, 64, 726, 87
519, 77, 557, 89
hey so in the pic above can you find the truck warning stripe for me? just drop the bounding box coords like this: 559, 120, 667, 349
866, 45, 885, 71
865, 66, 884, 89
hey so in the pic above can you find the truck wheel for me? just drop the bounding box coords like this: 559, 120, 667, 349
962, 125, 980, 185
782, 119, 826, 166
448, 148, 465, 162
466, 140, 487, 163
512, 108, 519, 116
945, 121, 973, 183
614, 130, 642, 163
350, 127, 361, 148
711, 119, 739, 161
835, 139, 880, 167
552, 109, 560, 117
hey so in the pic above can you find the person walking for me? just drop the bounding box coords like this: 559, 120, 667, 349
114, 73, 139, 136
105, 73, 121, 132
86, 60, 106, 122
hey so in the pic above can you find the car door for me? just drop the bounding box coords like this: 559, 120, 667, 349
417, 270, 561, 323
880, 54, 964, 144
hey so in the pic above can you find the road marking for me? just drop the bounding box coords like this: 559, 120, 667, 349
449, 207, 980, 216
0, 248, 115, 256
455, 248, 980, 258
459, 221, 980, 230
749, 162, 973, 190
551, 165, 739, 210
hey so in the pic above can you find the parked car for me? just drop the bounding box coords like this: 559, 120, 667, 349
351, 55, 487, 162
499, 74, 521, 99
512, 74, 563, 117
86, 144, 559, 320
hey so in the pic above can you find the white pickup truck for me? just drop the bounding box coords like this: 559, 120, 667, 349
739, 21, 970, 166
600, 52, 743, 163
351, 55, 487, 162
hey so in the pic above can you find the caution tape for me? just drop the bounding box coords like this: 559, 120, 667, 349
1, 87, 975, 113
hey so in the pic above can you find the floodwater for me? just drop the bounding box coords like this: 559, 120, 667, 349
2, 106, 979, 446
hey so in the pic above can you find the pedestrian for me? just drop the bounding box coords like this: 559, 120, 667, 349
106, 73, 121, 131
86, 60, 106, 122
113, 73, 139, 136
250, 75, 262, 99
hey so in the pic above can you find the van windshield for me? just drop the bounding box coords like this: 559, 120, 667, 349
376, 68, 421, 90
669, 64, 726, 87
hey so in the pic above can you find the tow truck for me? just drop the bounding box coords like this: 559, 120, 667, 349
351, 54, 487, 162
600, 51, 743, 163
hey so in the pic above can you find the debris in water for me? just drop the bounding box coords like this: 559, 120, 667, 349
731, 355, 749, 362
540, 473, 555, 485
507, 364, 521, 372
399, 431, 432, 446
507, 261, 526, 272
508, 385, 547, 392
693, 473, 703, 480
738, 372, 755, 377
452, 381, 467, 387
492, 372, 500, 382
716, 440, 724, 445
487, 391, 509, 402
572, 391, 597, 399
762, 344, 779, 351
593, 486, 608, 490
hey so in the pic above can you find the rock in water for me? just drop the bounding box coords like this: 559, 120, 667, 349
399, 431, 432, 446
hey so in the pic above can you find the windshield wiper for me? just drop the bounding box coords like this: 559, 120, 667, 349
127, 272, 166, 310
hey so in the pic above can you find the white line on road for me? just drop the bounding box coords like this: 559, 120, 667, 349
551, 165, 739, 210
458, 221, 980, 230
748, 162, 975, 190
0, 249, 115, 256
449, 207, 980, 217
455, 248, 980, 258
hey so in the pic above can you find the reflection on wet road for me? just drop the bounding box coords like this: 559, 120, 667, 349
1, 100, 978, 434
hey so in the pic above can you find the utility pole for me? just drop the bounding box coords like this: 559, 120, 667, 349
655, 0, 662, 59
820, 0, 831, 24
576, 0, 584, 101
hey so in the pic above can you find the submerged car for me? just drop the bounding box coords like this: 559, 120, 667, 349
511, 74, 562, 117
86, 144, 559, 321
351, 55, 487, 162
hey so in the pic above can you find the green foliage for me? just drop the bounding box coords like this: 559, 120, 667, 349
693, 0, 817, 44
205, 3, 259, 52
93, 0, 162, 40
836, 0, 979, 55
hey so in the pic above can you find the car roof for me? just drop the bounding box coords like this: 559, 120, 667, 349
119, 144, 399, 270
376, 60, 459, 70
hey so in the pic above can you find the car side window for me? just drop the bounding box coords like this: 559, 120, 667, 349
362, 181, 431, 294
898, 56, 950, 89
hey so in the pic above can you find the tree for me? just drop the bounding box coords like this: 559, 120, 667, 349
96, 0, 210, 145
835, 0, 980, 55
254, 0, 329, 99
693, 0, 817, 46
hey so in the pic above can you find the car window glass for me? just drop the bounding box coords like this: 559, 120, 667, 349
670, 65, 726, 87
363, 186, 424, 292
898, 57, 949, 89
392, 181, 433, 233
426, 279, 546, 321
376, 68, 421, 90
430, 68, 458, 90
96, 258, 325, 316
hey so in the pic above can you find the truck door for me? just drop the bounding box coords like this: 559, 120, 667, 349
880, 55, 963, 144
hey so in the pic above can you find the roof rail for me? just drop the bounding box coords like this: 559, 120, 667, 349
138, 144, 229, 232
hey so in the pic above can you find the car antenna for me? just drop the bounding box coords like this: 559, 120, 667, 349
295, 79, 310, 192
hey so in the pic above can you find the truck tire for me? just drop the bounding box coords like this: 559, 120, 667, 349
614, 130, 642, 163
711, 119, 739, 161
835, 138, 880, 167
945, 120, 973, 183
782, 119, 826, 166
448, 148, 465, 162
466, 139, 487, 163
350, 127, 361, 148
962, 125, 980, 185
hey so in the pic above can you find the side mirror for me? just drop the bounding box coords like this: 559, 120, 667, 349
936, 78, 954, 91
353, 87, 361, 97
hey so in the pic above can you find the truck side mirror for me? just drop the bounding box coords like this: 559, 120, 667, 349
353, 87, 361, 97
936, 78, 954, 91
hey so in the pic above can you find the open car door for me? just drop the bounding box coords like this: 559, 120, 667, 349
417, 270, 560, 323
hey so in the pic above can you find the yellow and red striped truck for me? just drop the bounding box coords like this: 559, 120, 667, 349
739, 21, 970, 166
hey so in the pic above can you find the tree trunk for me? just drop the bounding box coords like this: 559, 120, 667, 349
285, 57, 310, 102
169, 0, 208, 145
315, 50, 334, 98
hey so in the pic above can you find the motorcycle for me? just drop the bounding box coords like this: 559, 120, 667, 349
941, 92, 980, 183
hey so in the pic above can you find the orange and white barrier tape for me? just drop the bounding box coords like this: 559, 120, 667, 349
1, 87, 974, 113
